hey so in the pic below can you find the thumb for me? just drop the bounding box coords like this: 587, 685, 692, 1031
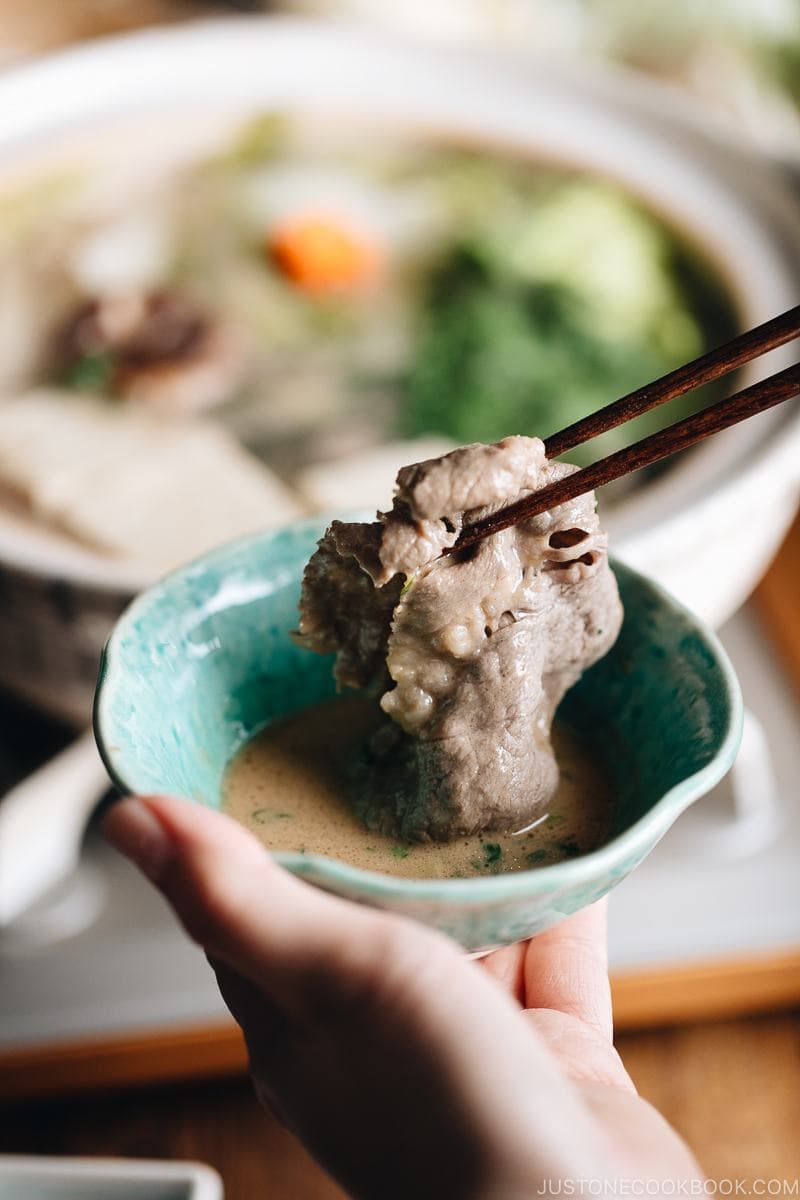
102, 792, 439, 1019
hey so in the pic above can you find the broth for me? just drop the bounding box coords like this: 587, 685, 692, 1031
222, 695, 614, 880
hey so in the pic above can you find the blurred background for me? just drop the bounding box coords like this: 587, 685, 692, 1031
0, 2, 798, 1196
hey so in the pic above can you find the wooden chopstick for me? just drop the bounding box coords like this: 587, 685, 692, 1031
452, 360, 800, 554
543, 304, 800, 459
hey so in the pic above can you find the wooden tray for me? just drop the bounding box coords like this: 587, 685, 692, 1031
3, 943, 800, 1102
754, 510, 800, 704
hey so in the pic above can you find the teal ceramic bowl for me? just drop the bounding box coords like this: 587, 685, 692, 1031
94, 516, 743, 954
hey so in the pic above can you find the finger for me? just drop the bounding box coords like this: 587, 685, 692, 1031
102, 793, 450, 1020
523, 1010, 634, 1093
480, 941, 526, 1002
207, 957, 303, 1131
521, 900, 613, 1041
206, 953, 295, 1060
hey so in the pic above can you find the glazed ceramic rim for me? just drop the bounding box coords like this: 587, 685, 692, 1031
95, 518, 744, 903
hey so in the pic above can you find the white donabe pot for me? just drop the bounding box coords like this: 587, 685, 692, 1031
0, 18, 798, 729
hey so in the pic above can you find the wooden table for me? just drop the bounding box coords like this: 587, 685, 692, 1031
2, 1011, 799, 1193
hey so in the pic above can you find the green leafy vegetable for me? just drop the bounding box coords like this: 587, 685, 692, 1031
402, 183, 736, 463
526, 849, 548, 865
557, 840, 582, 859
62, 351, 115, 393
216, 113, 288, 168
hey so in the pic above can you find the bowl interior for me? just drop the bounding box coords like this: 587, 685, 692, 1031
95, 516, 741, 874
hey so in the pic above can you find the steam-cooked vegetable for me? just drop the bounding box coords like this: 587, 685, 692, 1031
402, 184, 736, 463
269, 214, 383, 293
0, 114, 738, 574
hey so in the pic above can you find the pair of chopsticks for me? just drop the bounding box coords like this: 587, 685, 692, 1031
452, 305, 800, 553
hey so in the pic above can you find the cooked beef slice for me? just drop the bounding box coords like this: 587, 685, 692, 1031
295, 436, 623, 841
294, 521, 400, 690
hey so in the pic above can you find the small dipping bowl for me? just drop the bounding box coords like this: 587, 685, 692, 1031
94, 517, 742, 954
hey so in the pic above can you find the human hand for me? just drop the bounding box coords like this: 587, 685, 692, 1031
104, 794, 702, 1200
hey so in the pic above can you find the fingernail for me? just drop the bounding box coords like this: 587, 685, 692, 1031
102, 796, 173, 882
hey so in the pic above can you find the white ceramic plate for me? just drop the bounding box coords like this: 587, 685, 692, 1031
0, 1155, 222, 1199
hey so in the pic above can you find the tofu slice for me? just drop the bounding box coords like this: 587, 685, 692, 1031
0, 390, 304, 571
